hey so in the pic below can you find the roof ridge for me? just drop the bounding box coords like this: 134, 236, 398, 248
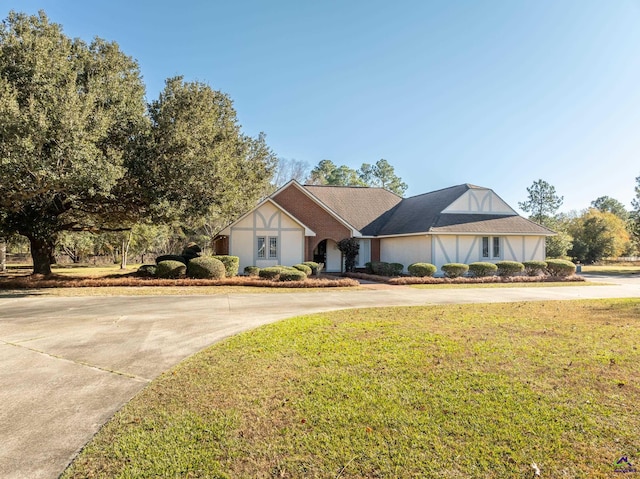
403, 183, 471, 200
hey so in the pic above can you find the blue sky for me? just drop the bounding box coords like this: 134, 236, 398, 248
4, 1, 640, 213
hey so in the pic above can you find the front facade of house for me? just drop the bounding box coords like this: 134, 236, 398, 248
220, 181, 554, 274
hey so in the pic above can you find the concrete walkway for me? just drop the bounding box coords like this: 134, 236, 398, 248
0, 275, 638, 479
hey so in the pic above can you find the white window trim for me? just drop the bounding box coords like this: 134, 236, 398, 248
481, 236, 502, 259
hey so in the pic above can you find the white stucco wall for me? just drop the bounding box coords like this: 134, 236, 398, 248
502, 236, 546, 262
442, 188, 515, 214
380, 236, 431, 272
229, 201, 306, 272
432, 234, 547, 273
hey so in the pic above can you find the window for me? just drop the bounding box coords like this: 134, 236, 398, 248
257, 236, 278, 260
257, 237, 266, 258
481, 236, 501, 258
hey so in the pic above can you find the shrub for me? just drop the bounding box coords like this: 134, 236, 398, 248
292, 263, 312, 276
187, 256, 225, 279
302, 261, 320, 275
407, 263, 437, 277
364, 262, 374, 274
468, 262, 498, 277
389, 263, 404, 276
213, 255, 239, 277
279, 269, 307, 282
259, 267, 283, 280
155, 254, 186, 265
337, 237, 360, 272
156, 260, 187, 279
545, 259, 576, 277
522, 260, 547, 276
371, 261, 404, 276
136, 264, 157, 277
496, 261, 524, 277
181, 242, 202, 261
441, 263, 469, 278
244, 266, 260, 277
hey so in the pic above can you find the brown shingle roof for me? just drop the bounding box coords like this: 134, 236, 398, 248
430, 214, 556, 235
303, 185, 402, 235
298, 183, 554, 237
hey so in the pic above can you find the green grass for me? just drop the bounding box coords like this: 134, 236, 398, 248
582, 265, 640, 275
51, 264, 141, 276
64, 300, 640, 478
408, 281, 596, 289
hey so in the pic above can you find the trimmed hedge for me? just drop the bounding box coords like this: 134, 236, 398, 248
546, 259, 576, 277
259, 267, 283, 280
213, 255, 239, 277
389, 263, 404, 276
302, 261, 321, 275
523, 260, 547, 276
292, 264, 312, 276
368, 261, 404, 276
155, 254, 186, 265
279, 269, 307, 282
407, 263, 437, 277
496, 261, 524, 277
468, 262, 498, 277
156, 260, 187, 279
244, 266, 260, 277
441, 263, 469, 278
187, 256, 226, 279
136, 264, 157, 278
181, 243, 202, 261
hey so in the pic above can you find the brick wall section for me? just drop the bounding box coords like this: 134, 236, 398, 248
273, 185, 351, 259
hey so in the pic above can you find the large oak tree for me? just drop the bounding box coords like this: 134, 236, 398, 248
0, 11, 276, 274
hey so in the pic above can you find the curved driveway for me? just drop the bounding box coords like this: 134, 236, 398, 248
0, 275, 638, 479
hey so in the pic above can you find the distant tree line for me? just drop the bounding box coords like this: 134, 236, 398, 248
519, 177, 640, 263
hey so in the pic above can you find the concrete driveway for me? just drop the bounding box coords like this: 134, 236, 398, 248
0, 275, 638, 479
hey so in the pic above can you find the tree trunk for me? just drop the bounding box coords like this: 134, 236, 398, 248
0, 238, 6, 273
28, 235, 55, 275
120, 230, 132, 269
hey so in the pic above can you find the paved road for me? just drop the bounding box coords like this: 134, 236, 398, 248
0, 275, 638, 479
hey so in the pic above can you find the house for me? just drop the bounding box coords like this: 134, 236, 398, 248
219, 181, 555, 274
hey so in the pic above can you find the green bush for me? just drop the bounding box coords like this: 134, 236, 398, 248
244, 266, 260, 277
292, 263, 312, 276
136, 264, 157, 277
259, 266, 283, 280
302, 261, 320, 275
496, 261, 524, 277
468, 262, 498, 277
441, 263, 469, 278
364, 262, 374, 274
155, 254, 186, 265
389, 263, 404, 276
364, 261, 404, 276
187, 256, 226, 279
545, 259, 576, 277
407, 263, 437, 277
279, 269, 307, 282
522, 261, 547, 276
213, 255, 239, 277
181, 243, 202, 261
156, 260, 187, 279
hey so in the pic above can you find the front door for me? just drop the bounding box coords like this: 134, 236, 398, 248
313, 239, 326, 264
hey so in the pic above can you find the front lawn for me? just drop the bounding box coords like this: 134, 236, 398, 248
63, 299, 640, 478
